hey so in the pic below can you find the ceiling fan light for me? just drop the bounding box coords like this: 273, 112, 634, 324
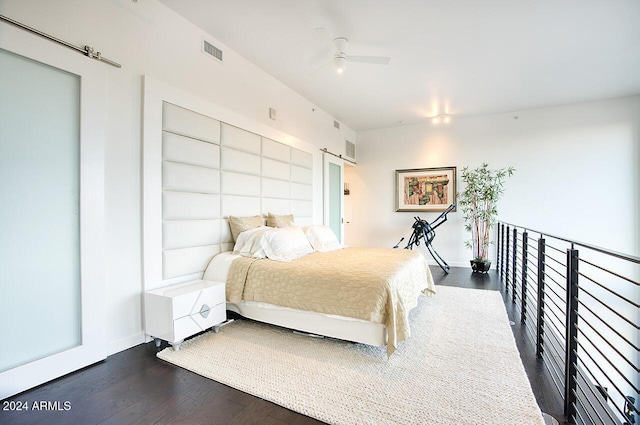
334, 56, 346, 74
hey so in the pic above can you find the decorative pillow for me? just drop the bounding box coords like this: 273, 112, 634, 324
267, 212, 295, 228
233, 226, 270, 258
228, 215, 263, 242
262, 226, 314, 262
305, 225, 342, 252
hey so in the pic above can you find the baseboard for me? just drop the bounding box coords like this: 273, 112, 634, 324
426, 260, 497, 270
427, 261, 466, 269
107, 332, 146, 356
426, 260, 468, 269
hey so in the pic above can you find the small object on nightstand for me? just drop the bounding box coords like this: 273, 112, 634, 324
144, 280, 226, 351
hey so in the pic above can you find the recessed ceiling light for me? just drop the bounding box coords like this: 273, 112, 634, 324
431, 114, 451, 125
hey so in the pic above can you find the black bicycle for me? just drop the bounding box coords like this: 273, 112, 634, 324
393, 203, 455, 273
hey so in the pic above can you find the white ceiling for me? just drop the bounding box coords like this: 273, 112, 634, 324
159, 0, 640, 131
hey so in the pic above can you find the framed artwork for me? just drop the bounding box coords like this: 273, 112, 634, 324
395, 167, 457, 212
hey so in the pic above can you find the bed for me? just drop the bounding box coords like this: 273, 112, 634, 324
203, 224, 435, 356
143, 99, 433, 357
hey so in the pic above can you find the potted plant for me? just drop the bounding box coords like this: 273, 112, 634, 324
459, 163, 514, 273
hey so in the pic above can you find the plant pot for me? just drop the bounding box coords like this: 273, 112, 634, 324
470, 259, 491, 273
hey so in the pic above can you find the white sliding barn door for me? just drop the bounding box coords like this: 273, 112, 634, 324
0, 27, 106, 399
323, 154, 344, 244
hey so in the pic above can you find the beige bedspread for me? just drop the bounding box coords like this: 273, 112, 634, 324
226, 248, 435, 356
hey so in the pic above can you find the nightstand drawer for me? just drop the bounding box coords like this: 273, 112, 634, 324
174, 302, 226, 341
169, 281, 225, 320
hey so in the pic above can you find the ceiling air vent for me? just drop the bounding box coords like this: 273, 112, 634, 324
345, 140, 356, 160
333, 120, 340, 129
202, 38, 223, 62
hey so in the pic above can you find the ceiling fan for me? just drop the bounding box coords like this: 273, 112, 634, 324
313, 28, 391, 75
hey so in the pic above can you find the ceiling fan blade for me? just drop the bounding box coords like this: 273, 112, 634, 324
315, 27, 332, 41
309, 58, 333, 76
347, 55, 391, 65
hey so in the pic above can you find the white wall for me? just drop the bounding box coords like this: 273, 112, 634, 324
0, 0, 356, 355
346, 96, 640, 267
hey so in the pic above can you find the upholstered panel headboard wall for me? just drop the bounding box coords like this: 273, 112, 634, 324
158, 101, 313, 287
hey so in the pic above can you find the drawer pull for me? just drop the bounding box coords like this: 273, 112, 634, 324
200, 303, 210, 318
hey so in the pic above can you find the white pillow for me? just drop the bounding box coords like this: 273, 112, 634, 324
261, 226, 314, 262
305, 225, 342, 252
233, 226, 270, 258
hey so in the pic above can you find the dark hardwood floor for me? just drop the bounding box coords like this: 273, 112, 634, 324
1, 267, 567, 425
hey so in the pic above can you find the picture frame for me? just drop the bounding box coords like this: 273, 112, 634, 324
395, 166, 457, 212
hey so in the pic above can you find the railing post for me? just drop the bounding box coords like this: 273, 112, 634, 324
505, 225, 510, 293
536, 237, 545, 358
497, 223, 502, 275
564, 248, 579, 421
521, 231, 528, 323
501, 223, 505, 275
512, 227, 517, 303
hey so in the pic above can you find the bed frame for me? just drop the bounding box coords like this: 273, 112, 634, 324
228, 301, 387, 346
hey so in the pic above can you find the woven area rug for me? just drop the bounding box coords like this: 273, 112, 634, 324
158, 285, 544, 424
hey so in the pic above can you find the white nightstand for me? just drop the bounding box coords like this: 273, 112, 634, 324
144, 280, 226, 351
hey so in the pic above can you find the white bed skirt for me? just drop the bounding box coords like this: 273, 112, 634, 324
227, 301, 388, 347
